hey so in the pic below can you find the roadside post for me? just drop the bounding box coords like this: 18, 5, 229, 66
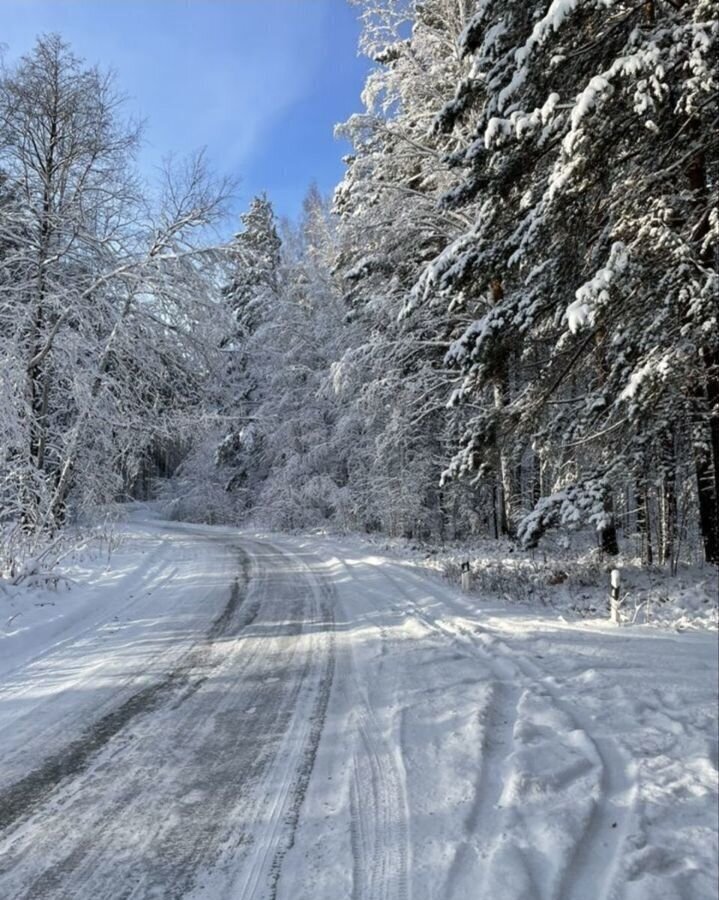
461, 560, 471, 594
610, 569, 621, 624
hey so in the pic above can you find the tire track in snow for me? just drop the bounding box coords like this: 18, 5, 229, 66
372, 560, 638, 900
557, 736, 637, 900
0, 569, 273, 899
328, 555, 412, 900
463, 628, 638, 900
443, 675, 521, 899
0, 528, 247, 794
231, 539, 336, 900
0, 568, 250, 835
267, 571, 336, 899
363, 562, 529, 899
348, 696, 412, 900
0, 536, 333, 900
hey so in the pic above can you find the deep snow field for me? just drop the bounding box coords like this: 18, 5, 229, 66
1, 510, 717, 899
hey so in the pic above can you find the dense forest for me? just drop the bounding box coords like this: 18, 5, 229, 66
1, 0, 717, 572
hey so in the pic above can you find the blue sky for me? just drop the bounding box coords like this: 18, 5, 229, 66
0, 0, 370, 222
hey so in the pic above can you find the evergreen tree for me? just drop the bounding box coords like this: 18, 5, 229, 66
332, 0, 486, 539
216, 194, 282, 504
411, 0, 718, 561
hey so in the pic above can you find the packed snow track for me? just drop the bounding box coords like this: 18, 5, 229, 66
0, 519, 716, 899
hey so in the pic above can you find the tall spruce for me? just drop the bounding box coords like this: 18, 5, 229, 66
410, 0, 718, 561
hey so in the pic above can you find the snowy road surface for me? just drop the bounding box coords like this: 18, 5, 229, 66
0, 519, 717, 899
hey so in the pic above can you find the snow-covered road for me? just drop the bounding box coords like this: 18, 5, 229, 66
0, 519, 716, 899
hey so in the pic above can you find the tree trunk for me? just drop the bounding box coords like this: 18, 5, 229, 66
636, 477, 653, 565
694, 415, 719, 566
532, 450, 542, 505
697, 344, 719, 565
492, 482, 500, 539
493, 378, 517, 537
600, 493, 619, 556
497, 456, 513, 536
23, 90, 59, 533
687, 141, 718, 564
659, 430, 677, 566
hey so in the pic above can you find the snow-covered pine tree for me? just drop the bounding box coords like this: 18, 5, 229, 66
215, 194, 283, 506
332, 0, 489, 539
190, 186, 354, 529
412, 0, 718, 562
249, 188, 353, 529
224, 195, 282, 335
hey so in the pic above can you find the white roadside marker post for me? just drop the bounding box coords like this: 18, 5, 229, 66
461, 560, 471, 594
610, 568, 621, 624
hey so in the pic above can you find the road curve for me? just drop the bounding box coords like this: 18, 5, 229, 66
0, 528, 335, 900
2, 523, 716, 900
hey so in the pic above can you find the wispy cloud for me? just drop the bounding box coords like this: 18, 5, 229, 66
0, 0, 365, 219
2, 1, 330, 168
